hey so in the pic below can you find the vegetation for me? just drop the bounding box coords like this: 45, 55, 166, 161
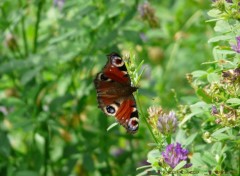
0, 0, 239, 175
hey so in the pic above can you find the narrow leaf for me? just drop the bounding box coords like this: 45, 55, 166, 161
106, 122, 118, 131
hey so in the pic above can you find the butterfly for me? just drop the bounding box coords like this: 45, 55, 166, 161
94, 52, 139, 134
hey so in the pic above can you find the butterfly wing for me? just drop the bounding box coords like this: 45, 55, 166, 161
94, 53, 139, 133
103, 52, 131, 85
115, 96, 139, 133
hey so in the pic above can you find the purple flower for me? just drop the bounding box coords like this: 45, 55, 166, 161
54, 0, 65, 10
162, 143, 192, 169
211, 105, 218, 115
140, 33, 147, 42
138, 2, 150, 18
212, 0, 233, 2
111, 148, 126, 158
234, 68, 240, 76
157, 111, 178, 135
231, 36, 240, 53
0, 106, 8, 115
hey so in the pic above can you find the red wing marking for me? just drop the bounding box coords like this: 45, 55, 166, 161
115, 99, 135, 125
104, 65, 130, 84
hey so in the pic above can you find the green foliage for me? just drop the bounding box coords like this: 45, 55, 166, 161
1, 0, 239, 176
137, 0, 240, 175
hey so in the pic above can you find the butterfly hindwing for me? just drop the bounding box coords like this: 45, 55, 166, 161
115, 96, 139, 133
94, 52, 139, 134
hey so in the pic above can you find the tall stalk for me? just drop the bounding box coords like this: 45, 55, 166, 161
19, 0, 29, 57
33, 0, 45, 53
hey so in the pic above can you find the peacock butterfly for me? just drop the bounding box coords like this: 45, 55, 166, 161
94, 52, 139, 134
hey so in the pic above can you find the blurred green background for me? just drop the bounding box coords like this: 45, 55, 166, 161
0, 0, 213, 175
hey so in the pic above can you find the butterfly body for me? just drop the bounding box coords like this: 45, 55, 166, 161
94, 52, 139, 134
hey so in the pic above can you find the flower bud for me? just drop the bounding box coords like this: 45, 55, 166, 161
211, 105, 218, 115
157, 111, 177, 135
147, 106, 162, 118
4, 33, 18, 51
231, 36, 240, 53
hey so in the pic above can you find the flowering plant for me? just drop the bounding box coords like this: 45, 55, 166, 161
137, 0, 239, 175
162, 143, 192, 169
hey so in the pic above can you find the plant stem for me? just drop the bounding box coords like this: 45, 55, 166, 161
129, 139, 136, 170
136, 94, 158, 144
238, 146, 240, 176
33, 0, 45, 53
19, 0, 29, 57
44, 122, 49, 176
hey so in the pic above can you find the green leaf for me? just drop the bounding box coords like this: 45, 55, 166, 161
0, 57, 41, 74
78, 5, 97, 17
172, 160, 186, 171
208, 35, 232, 43
190, 102, 210, 114
207, 9, 221, 18
121, 30, 142, 44
215, 49, 236, 55
207, 72, 220, 83
202, 152, 217, 166
83, 153, 95, 171
136, 165, 152, 171
191, 153, 206, 167
147, 143, 158, 147
0, 132, 11, 157
179, 112, 199, 126
15, 171, 39, 176
226, 98, 240, 105
91, 16, 105, 30
184, 133, 198, 146
211, 142, 222, 154
211, 127, 230, 137
146, 29, 166, 39
212, 133, 231, 141
106, 2, 121, 18
136, 168, 155, 176
95, 30, 118, 49
49, 30, 77, 45
2, 97, 25, 107
214, 20, 231, 33
196, 88, 212, 103
211, 128, 233, 141
49, 94, 73, 111
106, 122, 118, 131
191, 70, 207, 78
21, 66, 42, 85
147, 149, 161, 161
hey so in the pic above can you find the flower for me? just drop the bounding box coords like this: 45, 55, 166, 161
111, 148, 126, 158
162, 143, 192, 169
140, 33, 147, 42
137, 2, 159, 28
0, 106, 8, 116
231, 36, 240, 53
211, 105, 218, 115
222, 68, 240, 83
138, 2, 152, 19
4, 33, 18, 51
157, 111, 178, 135
234, 68, 240, 77
53, 0, 65, 10
212, 0, 232, 3
202, 131, 212, 143
148, 106, 162, 118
